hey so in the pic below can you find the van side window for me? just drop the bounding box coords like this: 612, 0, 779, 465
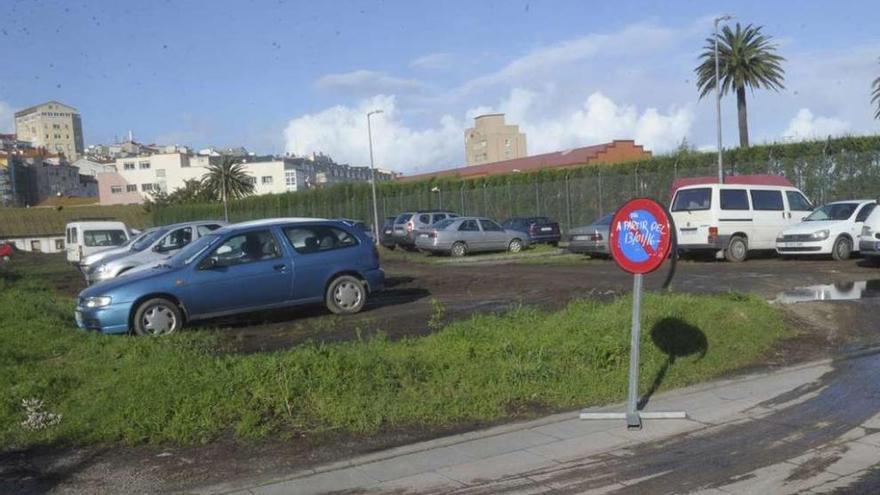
720, 189, 750, 210
856, 203, 876, 223
785, 191, 813, 212
750, 190, 784, 211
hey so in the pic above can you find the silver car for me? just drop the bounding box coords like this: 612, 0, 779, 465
567, 213, 612, 257
80, 228, 159, 273
86, 220, 226, 284
414, 216, 530, 257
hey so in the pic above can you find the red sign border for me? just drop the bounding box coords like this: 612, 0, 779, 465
608, 198, 673, 275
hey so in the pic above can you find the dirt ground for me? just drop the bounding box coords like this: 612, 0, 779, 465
4, 251, 880, 494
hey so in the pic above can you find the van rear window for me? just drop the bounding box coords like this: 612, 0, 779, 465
672, 188, 711, 212
84, 230, 128, 247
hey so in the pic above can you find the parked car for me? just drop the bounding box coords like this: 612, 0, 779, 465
378, 216, 398, 249
776, 200, 875, 260
501, 216, 562, 245
0, 242, 13, 260
85, 220, 226, 284
80, 227, 160, 272
391, 210, 459, 249
337, 218, 374, 242
75, 218, 384, 335
859, 206, 880, 261
567, 213, 613, 257
670, 179, 814, 262
65, 220, 131, 265
414, 216, 530, 257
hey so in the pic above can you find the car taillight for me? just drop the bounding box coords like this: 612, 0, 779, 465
428, 230, 437, 238
708, 226, 718, 243
591, 232, 603, 241
406, 222, 413, 232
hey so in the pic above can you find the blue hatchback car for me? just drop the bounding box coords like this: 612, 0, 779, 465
75, 218, 385, 336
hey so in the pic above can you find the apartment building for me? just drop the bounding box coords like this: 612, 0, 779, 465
464, 113, 527, 166
14, 101, 85, 160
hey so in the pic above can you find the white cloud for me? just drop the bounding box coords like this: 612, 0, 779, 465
284, 95, 465, 174
410, 52, 454, 70
314, 70, 426, 96
783, 108, 851, 141
283, 90, 693, 175
0, 101, 13, 133
455, 22, 679, 97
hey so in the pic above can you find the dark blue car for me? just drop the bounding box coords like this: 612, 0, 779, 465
75, 218, 385, 336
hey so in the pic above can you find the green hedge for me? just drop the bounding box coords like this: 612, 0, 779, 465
153, 135, 880, 231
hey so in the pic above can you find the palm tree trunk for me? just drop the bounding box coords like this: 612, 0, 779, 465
222, 177, 229, 222
736, 85, 749, 148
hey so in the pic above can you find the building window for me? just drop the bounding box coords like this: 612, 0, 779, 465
139, 161, 150, 170
30, 240, 42, 252
284, 170, 297, 189
142, 183, 155, 192
126, 184, 138, 192
123, 162, 135, 170
261, 176, 273, 185
111, 185, 123, 194
246, 176, 256, 185
55, 239, 65, 250
156, 169, 166, 178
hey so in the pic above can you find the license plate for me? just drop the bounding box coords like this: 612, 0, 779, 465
74, 310, 83, 327
572, 235, 589, 241
541, 227, 552, 232
680, 229, 697, 236
419, 233, 428, 238
384, 229, 391, 235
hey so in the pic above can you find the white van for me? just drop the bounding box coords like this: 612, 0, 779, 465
65, 220, 131, 265
670, 181, 814, 262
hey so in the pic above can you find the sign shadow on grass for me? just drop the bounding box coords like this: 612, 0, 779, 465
638, 317, 708, 410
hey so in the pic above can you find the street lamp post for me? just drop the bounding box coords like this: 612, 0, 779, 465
714, 14, 733, 184
366, 109, 384, 243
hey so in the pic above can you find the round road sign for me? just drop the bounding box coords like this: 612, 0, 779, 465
608, 198, 673, 274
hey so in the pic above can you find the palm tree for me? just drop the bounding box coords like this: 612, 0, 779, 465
201, 156, 255, 221
873, 61, 880, 119
695, 23, 786, 148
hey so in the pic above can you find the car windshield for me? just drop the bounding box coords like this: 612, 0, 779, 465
672, 188, 712, 212
170, 233, 222, 267
131, 228, 167, 251
594, 214, 614, 225
433, 219, 456, 230
805, 203, 859, 221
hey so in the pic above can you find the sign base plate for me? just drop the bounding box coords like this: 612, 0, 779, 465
579, 411, 687, 430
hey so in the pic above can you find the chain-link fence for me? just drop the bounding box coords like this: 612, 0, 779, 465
154, 145, 880, 231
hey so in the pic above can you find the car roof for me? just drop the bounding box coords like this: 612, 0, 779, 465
214, 217, 328, 234
158, 219, 227, 230
824, 199, 875, 205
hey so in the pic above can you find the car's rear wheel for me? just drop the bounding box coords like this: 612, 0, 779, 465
450, 242, 467, 257
326, 275, 366, 314
832, 236, 852, 261
133, 298, 183, 336
508, 238, 523, 253
725, 236, 748, 262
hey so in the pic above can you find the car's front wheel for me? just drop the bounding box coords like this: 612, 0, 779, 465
832, 236, 852, 261
133, 298, 183, 336
326, 275, 367, 314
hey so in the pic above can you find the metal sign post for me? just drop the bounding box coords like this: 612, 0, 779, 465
580, 198, 685, 430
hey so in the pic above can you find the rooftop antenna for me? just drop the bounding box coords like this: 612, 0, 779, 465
128, 130, 133, 143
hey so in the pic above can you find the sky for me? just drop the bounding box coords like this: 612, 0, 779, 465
1, 0, 878, 174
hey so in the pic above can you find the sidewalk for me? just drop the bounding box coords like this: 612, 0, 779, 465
206, 355, 880, 494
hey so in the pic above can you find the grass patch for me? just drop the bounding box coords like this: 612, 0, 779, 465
0, 255, 788, 449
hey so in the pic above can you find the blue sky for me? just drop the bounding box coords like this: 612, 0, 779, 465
1, 0, 878, 173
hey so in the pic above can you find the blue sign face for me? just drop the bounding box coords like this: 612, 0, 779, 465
616, 209, 662, 263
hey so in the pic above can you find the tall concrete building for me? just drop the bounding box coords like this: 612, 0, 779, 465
14, 101, 85, 160
464, 113, 527, 166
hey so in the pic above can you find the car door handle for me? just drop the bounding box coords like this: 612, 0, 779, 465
273, 264, 287, 271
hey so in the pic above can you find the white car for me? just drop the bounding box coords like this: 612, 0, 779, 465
858, 206, 880, 260
776, 200, 876, 260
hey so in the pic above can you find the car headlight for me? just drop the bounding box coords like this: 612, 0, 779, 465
811, 230, 830, 240
83, 296, 112, 308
